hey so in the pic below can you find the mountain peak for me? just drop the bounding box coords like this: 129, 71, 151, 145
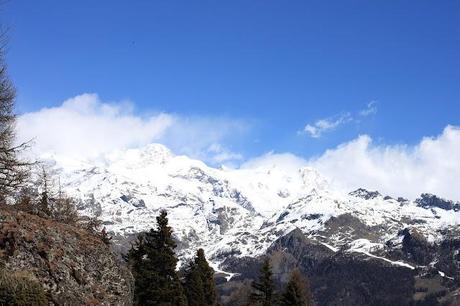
107, 143, 174, 169
415, 193, 460, 211
349, 188, 382, 200
298, 167, 329, 190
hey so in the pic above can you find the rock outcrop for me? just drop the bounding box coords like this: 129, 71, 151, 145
0, 207, 133, 305
416, 193, 460, 211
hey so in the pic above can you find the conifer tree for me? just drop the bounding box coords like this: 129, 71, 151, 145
184, 248, 218, 306
37, 166, 52, 217
126, 235, 147, 305
250, 257, 275, 306
127, 210, 187, 306
280, 269, 313, 306
184, 262, 205, 306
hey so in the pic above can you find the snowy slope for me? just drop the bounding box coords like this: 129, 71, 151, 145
50, 143, 459, 268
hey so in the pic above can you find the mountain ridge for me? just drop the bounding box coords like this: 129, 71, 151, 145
38, 143, 458, 273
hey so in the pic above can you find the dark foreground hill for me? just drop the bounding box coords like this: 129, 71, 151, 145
0, 207, 133, 305
218, 228, 460, 306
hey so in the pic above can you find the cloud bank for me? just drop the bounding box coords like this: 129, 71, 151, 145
17, 93, 246, 164
18, 93, 460, 201
246, 125, 460, 201
310, 125, 460, 201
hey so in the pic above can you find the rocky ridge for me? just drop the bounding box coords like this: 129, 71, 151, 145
0, 207, 133, 305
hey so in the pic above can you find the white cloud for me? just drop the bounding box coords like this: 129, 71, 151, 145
206, 143, 243, 164
308, 125, 460, 201
359, 101, 378, 117
241, 152, 308, 172
17, 93, 246, 164
19, 94, 460, 201
301, 101, 378, 138
18, 94, 173, 159
159, 116, 247, 164
244, 125, 460, 201
302, 113, 352, 138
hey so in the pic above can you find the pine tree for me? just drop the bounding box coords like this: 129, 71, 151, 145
52, 178, 79, 224
184, 248, 218, 306
184, 261, 205, 306
280, 269, 313, 306
52, 196, 78, 224
37, 166, 51, 217
127, 210, 187, 306
126, 235, 147, 305
250, 257, 275, 306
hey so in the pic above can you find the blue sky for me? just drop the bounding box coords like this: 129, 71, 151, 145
3, 0, 460, 162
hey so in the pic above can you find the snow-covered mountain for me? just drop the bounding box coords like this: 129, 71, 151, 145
41, 142, 460, 305
52, 143, 459, 275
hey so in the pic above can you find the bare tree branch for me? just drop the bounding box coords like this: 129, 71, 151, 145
0, 30, 33, 203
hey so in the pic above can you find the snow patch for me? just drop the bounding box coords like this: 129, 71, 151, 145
348, 239, 415, 270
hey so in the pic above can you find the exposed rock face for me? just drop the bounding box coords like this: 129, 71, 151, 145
349, 188, 382, 200
0, 208, 133, 305
438, 238, 460, 280
399, 228, 436, 265
416, 193, 460, 211
320, 213, 381, 242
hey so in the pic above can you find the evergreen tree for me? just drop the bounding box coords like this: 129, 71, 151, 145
127, 210, 187, 306
126, 235, 147, 305
184, 261, 205, 306
250, 258, 275, 306
184, 248, 218, 306
52, 178, 79, 224
37, 166, 51, 217
52, 196, 78, 224
280, 269, 313, 306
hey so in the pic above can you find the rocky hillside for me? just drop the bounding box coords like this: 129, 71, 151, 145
0, 207, 133, 305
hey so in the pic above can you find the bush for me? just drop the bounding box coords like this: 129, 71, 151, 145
0, 269, 48, 306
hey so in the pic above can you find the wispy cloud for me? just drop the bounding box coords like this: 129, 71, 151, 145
301, 101, 378, 138
359, 101, 378, 117
302, 113, 352, 138
206, 143, 243, 164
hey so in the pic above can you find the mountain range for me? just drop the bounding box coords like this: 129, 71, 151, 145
49, 143, 459, 305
